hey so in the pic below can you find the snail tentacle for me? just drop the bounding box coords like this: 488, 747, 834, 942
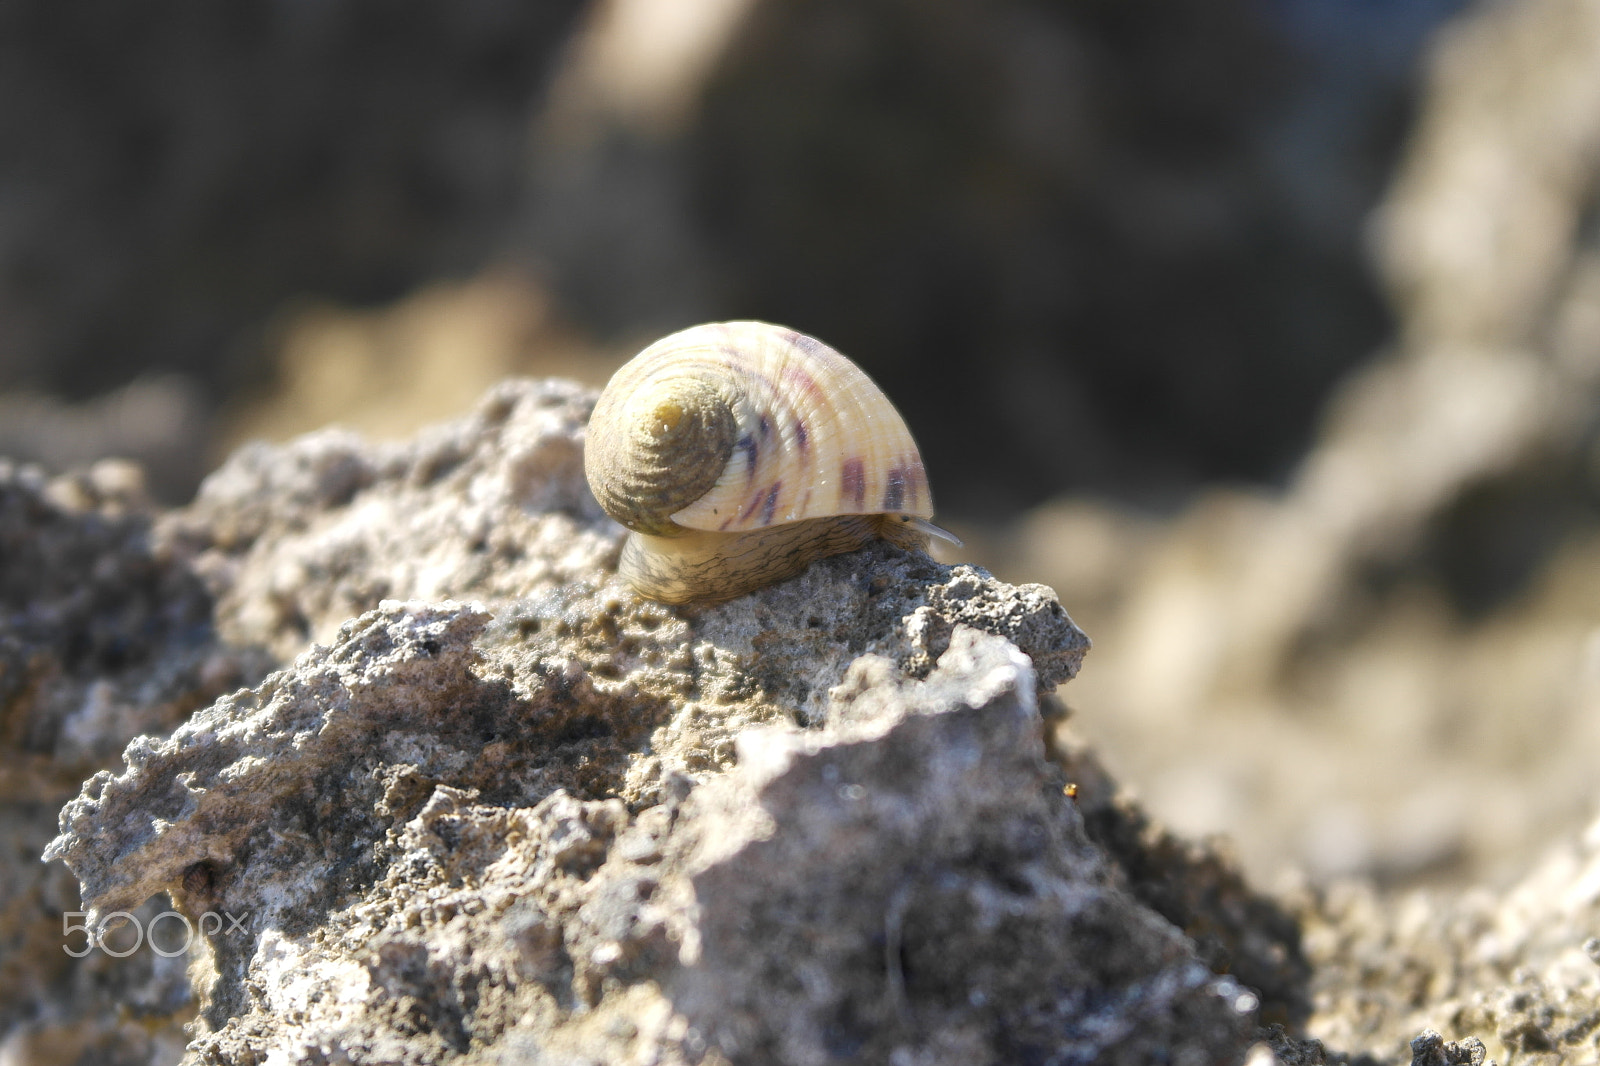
896, 515, 963, 548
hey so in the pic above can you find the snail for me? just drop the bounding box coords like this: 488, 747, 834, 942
584, 321, 959, 605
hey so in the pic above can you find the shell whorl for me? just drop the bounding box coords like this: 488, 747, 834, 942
585, 320, 947, 604
584, 364, 738, 536
586, 321, 934, 537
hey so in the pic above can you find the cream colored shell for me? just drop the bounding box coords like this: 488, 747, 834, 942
592, 321, 932, 532
584, 321, 945, 604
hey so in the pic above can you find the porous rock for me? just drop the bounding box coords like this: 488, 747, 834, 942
39, 377, 1296, 1064
157, 378, 614, 662
0, 457, 271, 1063
0, 458, 267, 797
47, 600, 1256, 1064
1295, 809, 1600, 1064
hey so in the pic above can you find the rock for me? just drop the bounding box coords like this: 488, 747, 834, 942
1408, 1030, 1486, 1066
37, 363, 1600, 1065
45, 601, 1256, 1064
159, 378, 612, 661
0, 378, 212, 504
1297, 807, 1600, 1064
38, 360, 1600, 1066
32, 375, 1329, 1065
0, 458, 271, 1064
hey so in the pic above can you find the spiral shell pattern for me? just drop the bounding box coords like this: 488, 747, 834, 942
586, 321, 933, 536
584, 320, 945, 604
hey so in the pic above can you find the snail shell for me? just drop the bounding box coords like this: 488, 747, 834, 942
584, 321, 956, 605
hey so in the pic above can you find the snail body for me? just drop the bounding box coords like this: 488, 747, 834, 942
584, 321, 955, 605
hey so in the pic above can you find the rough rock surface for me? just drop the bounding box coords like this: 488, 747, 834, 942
1296, 813, 1600, 1064
0, 459, 264, 797
159, 378, 613, 662
32, 378, 1322, 1065
22, 369, 1600, 1064
47, 605, 1256, 1065
0, 458, 272, 1064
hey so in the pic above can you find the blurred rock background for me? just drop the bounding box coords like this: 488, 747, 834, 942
3, 0, 1598, 892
